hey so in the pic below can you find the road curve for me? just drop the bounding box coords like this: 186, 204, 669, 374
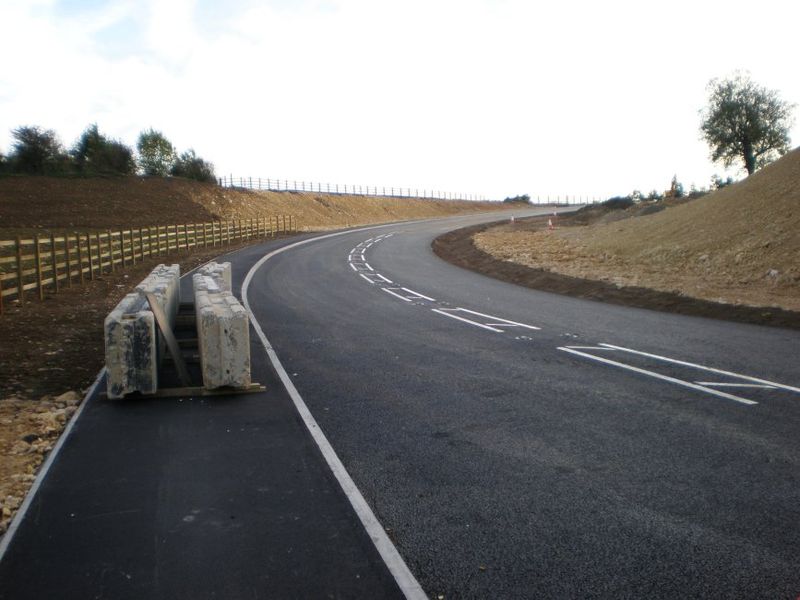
244, 211, 800, 599
1, 208, 798, 599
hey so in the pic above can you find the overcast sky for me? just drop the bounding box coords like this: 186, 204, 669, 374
1, 0, 798, 200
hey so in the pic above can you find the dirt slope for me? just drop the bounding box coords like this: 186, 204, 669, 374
476, 148, 800, 311
0, 176, 503, 235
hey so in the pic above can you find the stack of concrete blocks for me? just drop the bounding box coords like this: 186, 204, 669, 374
104, 264, 181, 399
192, 262, 251, 390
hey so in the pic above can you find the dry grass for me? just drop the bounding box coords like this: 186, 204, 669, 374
476, 148, 800, 311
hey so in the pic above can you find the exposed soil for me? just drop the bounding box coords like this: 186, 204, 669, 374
472, 148, 800, 313
433, 216, 800, 329
0, 175, 504, 236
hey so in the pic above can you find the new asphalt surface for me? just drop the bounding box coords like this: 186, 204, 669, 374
1, 208, 799, 599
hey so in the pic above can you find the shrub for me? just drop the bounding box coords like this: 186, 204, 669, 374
170, 149, 216, 183
73, 124, 136, 175
8, 126, 73, 175
503, 194, 531, 203
602, 196, 634, 210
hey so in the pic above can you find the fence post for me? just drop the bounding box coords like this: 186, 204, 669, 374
105, 230, 113, 273
76, 234, 84, 284
50, 234, 59, 293
15, 237, 25, 306
34, 234, 44, 301
65, 235, 72, 287
85, 233, 93, 280
120, 231, 127, 268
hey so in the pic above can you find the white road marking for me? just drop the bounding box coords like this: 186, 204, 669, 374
432, 308, 504, 333
359, 273, 376, 284
454, 307, 540, 330
599, 343, 800, 394
0, 368, 106, 562
558, 347, 757, 406
364, 262, 374, 271
349, 263, 358, 272
382, 288, 413, 302
243, 226, 427, 600
695, 382, 778, 389
376, 274, 393, 284
400, 287, 436, 302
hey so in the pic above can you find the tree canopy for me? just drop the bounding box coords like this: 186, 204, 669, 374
73, 124, 136, 175
8, 126, 71, 175
700, 73, 795, 175
170, 149, 216, 183
136, 129, 176, 176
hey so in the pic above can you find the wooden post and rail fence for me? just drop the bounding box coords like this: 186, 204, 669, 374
0, 215, 297, 316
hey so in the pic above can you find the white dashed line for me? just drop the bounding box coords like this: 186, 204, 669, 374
432, 308, 504, 333
382, 288, 413, 302
400, 287, 435, 302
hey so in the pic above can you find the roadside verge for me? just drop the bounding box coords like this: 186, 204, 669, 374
432, 217, 800, 330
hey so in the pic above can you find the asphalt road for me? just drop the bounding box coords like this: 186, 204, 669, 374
244, 211, 800, 599
1, 208, 798, 599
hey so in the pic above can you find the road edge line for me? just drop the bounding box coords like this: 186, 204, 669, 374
242, 225, 428, 600
0, 367, 106, 562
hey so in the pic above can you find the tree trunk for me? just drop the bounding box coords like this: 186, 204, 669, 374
743, 139, 756, 175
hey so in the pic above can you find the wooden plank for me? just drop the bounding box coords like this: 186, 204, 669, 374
65, 234, 72, 287
50, 234, 59, 293
35, 234, 44, 301
107, 230, 114, 273
144, 291, 191, 387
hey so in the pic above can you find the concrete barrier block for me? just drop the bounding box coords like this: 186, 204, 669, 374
136, 263, 181, 323
105, 263, 182, 399
104, 293, 157, 399
193, 279, 251, 389
196, 261, 232, 292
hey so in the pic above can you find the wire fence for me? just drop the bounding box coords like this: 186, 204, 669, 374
218, 175, 603, 206
0, 215, 296, 316
218, 175, 488, 202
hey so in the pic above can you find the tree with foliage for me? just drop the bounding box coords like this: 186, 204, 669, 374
170, 149, 216, 183
73, 124, 136, 175
711, 174, 735, 190
700, 73, 795, 175
668, 175, 685, 198
136, 129, 176, 176
8, 126, 72, 174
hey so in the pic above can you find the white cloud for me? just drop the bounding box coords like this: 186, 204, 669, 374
0, 0, 798, 199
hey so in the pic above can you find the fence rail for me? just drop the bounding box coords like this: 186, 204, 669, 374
0, 215, 297, 315
218, 175, 488, 202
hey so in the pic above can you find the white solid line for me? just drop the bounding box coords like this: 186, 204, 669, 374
0, 367, 106, 562
695, 382, 778, 389
382, 288, 413, 302
564, 346, 618, 350
359, 273, 375, 284
242, 227, 427, 600
432, 308, 504, 333
349, 263, 358, 272
364, 263, 374, 271
558, 347, 757, 405
400, 287, 436, 302
376, 274, 393, 284
599, 343, 800, 394
454, 307, 541, 330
